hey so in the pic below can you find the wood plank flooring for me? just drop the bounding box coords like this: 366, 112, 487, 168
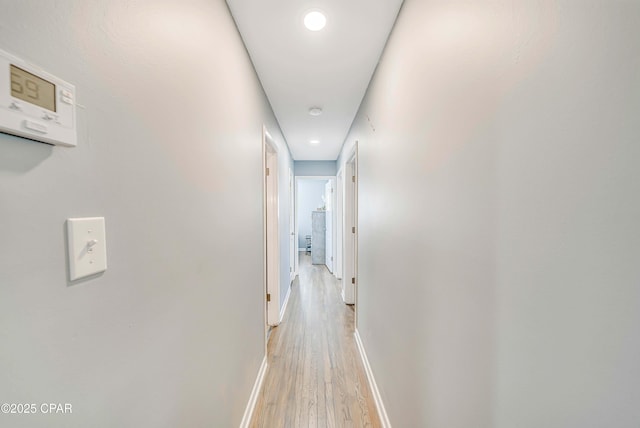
250, 253, 380, 428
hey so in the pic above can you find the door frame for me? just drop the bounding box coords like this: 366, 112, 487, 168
294, 175, 336, 274
263, 126, 280, 327
335, 169, 343, 280
342, 143, 358, 314
289, 167, 296, 282
324, 180, 335, 274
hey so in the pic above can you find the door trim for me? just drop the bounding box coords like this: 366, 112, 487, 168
335, 169, 343, 280
343, 143, 358, 314
263, 125, 280, 327
289, 167, 296, 282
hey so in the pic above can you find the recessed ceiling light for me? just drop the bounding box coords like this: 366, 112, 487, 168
309, 107, 323, 116
310, 140, 320, 145
304, 11, 326, 31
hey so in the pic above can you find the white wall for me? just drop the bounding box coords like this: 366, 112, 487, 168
294, 160, 337, 176
297, 179, 328, 249
338, 1, 640, 427
0, 1, 292, 427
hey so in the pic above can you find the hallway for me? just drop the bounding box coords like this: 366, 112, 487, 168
2, 2, 640, 427
250, 254, 380, 427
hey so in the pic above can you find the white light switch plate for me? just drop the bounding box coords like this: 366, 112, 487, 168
67, 217, 107, 281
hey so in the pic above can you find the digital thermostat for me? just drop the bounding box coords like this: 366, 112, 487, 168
0, 48, 77, 147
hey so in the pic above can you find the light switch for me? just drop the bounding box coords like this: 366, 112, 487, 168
67, 217, 107, 281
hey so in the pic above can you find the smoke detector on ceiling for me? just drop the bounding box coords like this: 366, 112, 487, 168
309, 107, 323, 116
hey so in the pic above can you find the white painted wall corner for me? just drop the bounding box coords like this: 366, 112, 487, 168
238, 356, 268, 428
354, 330, 392, 428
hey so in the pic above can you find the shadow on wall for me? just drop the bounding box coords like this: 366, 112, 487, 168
0, 134, 53, 175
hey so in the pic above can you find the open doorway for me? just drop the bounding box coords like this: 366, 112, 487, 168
295, 176, 336, 275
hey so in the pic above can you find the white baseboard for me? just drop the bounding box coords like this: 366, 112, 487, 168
239, 356, 267, 428
354, 330, 392, 428
279, 284, 292, 323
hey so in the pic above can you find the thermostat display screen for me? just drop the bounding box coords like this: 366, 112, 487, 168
10, 64, 56, 112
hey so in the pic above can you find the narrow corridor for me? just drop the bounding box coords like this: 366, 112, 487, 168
250, 254, 380, 427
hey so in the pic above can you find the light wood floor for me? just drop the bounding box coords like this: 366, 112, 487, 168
250, 253, 381, 428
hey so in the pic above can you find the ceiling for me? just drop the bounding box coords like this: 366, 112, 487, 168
225, 0, 404, 160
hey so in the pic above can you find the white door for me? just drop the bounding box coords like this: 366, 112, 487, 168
336, 171, 343, 279
343, 154, 357, 305
325, 181, 333, 273
264, 129, 280, 326
289, 168, 296, 281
